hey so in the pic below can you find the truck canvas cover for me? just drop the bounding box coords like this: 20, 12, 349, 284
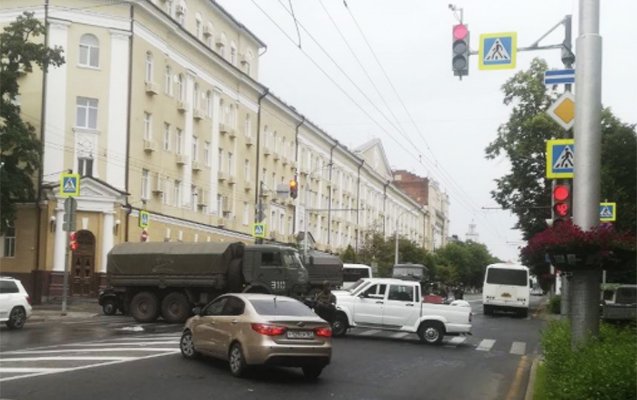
108, 242, 244, 276
306, 250, 343, 287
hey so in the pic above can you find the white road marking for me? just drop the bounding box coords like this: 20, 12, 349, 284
1, 356, 135, 362
2, 348, 180, 355
0, 368, 66, 373
476, 339, 496, 351
389, 332, 411, 339
447, 337, 468, 345
357, 329, 382, 336
509, 341, 526, 355
59, 341, 179, 347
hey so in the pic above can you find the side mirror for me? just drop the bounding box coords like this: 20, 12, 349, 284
192, 307, 202, 316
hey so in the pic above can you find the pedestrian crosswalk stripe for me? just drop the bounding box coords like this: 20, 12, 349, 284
357, 329, 382, 336
389, 332, 411, 339
60, 341, 179, 347
0, 368, 65, 374
447, 337, 467, 345
510, 341, 526, 355
1, 356, 136, 362
2, 348, 180, 355
476, 339, 496, 351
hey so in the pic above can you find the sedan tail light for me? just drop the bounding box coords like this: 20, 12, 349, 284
251, 323, 287, 336
314, 326, 332, 337
26, 295, 32, 305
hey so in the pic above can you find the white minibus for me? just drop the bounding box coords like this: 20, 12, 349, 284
482, 263, 530, 317
342, 264, 373, 289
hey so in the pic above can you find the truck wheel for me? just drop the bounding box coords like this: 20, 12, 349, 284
418, 321, 444, 345
102, 299, 118, 316
130, 291, 160, 323
161, 292, 190, 323
227, 259, 244, 293
331, 312, 348, 337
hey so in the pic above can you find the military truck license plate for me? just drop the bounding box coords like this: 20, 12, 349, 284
287, 330, 314, 339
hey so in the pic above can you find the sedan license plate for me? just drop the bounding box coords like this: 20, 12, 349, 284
287, 330, 314, 339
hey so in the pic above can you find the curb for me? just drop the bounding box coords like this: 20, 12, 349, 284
524, 356, 542, 400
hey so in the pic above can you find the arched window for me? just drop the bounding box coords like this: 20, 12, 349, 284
79, 34, 99, 67
145, 51, 153, 82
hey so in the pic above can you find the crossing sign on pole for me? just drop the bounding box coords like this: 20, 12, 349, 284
253, 223, 267, 239
139, 210, 150, 229
599, 202, 616, 222
546, 139, 575, 179
60, 173, 80, 197
479, 32, 517, 70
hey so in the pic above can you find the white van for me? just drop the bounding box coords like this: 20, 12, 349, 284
482, 263, 530, 317
342, 264, 373, 289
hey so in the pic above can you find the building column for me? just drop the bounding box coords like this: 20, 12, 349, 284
52, 205, 66, 272
100, 211, 115, 273
209, 88, 222, 215
182, 74, 194, 207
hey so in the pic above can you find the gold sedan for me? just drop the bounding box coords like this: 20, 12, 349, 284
180, 293, 332, 379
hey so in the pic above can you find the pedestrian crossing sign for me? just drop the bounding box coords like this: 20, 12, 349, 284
60, 173, 80, 197
253, 223, 266, 238
139, 210, 150, 228
479, 32, 517, 70
599, 202, 616, 222
546, 139, 575, 179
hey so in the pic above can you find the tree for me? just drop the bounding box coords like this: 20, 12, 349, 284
0, 12, 64, 233
434, 241, 499, 288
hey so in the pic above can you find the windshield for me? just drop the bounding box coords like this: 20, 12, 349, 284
486, 268, 528, 286
349, 278, 368, 293
283, 251, 304, 269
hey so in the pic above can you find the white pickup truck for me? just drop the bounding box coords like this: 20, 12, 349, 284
331, 278, 472, 345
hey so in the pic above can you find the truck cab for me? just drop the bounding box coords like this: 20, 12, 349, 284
241, 245, 309, 296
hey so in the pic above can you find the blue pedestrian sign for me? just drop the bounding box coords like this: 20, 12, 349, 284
60, 173, 80, 197
479, 32, 517, 70
546, 139, 575, 179
544, 69, 575, 85
599, 202, 616, 222
253, 223, 267, 238
139, 210, 150, 228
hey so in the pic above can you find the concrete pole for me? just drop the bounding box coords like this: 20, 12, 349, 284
394, 218, 399, 265
571, 0, 603, 344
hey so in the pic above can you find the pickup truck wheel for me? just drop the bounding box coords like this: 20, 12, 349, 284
161, 292, 190, 323
6, 307, 26, 329
180, 330, 199, 359
331, 313, 348, 337
102, 299, 118, 315
130, 291, 160, 323
418, 321, 444, 345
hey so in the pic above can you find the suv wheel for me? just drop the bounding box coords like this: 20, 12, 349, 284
6, 306, 26, 329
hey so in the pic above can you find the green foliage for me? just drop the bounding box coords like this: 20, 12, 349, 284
340, 245, 357, 263
533, 362, 548, 400
0, 12, 65, 233
434, 241, 499, 287
548, 295, 561, 314
541, 320, 637, 400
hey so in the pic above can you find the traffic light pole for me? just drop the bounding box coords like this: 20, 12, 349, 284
61, 234, 69, 315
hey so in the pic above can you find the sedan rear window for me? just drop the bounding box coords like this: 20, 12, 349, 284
250, 298, 316, 317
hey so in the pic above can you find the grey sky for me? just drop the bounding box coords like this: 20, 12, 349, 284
217, 0, 636, 262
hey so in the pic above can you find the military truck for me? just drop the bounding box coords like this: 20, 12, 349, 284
99, 242, 310, 323
304, 250, 344, 292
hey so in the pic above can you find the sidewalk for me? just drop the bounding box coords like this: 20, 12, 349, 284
29, 298, 102, 322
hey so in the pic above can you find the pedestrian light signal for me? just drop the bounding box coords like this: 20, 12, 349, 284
552, 183, 571, 224
69, 231, 79, 252
452, 24, 470, 77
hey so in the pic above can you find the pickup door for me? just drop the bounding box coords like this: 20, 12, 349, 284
382, 283, 421, 328
353, 283, 387, 325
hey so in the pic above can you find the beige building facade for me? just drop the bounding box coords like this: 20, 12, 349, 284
0, 0, 446, 301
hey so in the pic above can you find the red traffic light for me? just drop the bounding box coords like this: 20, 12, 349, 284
69, 231, 79, 251
553, 185, 570, 201
453, 24, 468, 40
554, 202, 570, 217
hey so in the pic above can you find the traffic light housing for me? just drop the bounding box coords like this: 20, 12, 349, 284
552, 182, 571, 224
289, 178, 298, 199
69, 231, 79, 252
452, 23, 470, 77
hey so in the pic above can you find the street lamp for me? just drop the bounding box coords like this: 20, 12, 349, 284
394, 206, 427, 265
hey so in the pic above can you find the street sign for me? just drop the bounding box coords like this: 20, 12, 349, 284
599, 202, 616, 222
546, 139, 575, 179
479, 32, 517, 70
253, 223, 266, 238
63, 197, 77, 231
139, 210, 150, 229
60, 173, 80, 197
544, 69, 575, 85
547, 92, 575, 130
276, 183, 290, 199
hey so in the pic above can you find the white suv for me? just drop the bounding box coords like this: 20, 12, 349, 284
0, 277, 32, 329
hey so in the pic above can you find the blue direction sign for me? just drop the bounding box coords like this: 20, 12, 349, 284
60, 173, 80, 197
253, 223, 266, 238
546, 139, 575, 179
479, 32, 517, 70
599, 202, 616, 222
544, 69, 575, 85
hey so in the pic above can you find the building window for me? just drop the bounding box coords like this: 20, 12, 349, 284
175, 128, 183, 154
145, 51, 153, 82
195, 14, 202, 39
163, 123, 171, 151
176, 74, 184, 101
217, 195, 223, 215
191, 185, 197, 212
162, 178, 171, 205
2, 223, 16, 258
78, 157, 94, 177
228, 152, 234, 175
165, 0, 173, 15
193, 83, 199, 111
206, 91, 213, 117
143, 112, 152, 140
244, 114, 251, 138
218, 148, 224, 172
230, 42, 237, 65
204, 141, 210, 167
76, 97, 98, 129
192, 136, 198, 161
164, 66, 172, 96
79, 34, 99, 68
244, 159, 250, 182
243, 202, 249, 225
174, 180, 182, 207
141, 169, 150, 200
